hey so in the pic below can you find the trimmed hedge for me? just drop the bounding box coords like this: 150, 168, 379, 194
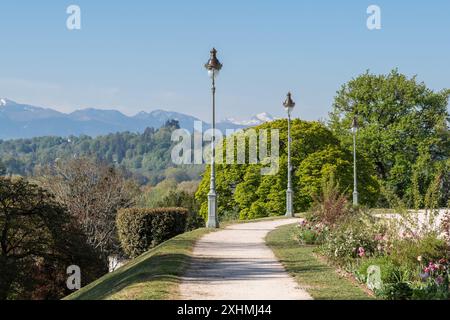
117, 207, 187, 258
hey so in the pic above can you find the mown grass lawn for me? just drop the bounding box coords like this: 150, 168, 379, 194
65, 228, 212, 300
267, 223, 374, 300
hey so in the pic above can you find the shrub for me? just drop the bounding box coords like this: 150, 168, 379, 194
356, 256, 419, 300
411, 280, 450, 300
380, 281, 413, 300
156, 191, 204, 231
117, 207, 187, 258
151, 209, 188, 245
309, 174, 350, 227
357, 256, 398, 285
248, 202, 268, 219
320, 213, 387, 264
356, 255, 420, 300
296, 220, 328, 245
390, 235, 449, 271
221, 209, 240, 222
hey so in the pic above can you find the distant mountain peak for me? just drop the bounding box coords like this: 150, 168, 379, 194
254, 112, 275, 122
223, 112, 276, 126
0, 98, 15, 107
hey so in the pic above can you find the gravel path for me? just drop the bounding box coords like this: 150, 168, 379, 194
179, 218, 312, 300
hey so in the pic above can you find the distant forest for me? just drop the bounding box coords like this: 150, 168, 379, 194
0, 120, 202, 185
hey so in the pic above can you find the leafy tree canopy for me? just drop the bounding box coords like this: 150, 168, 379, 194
196, 119, 379, 220
0, 177, 104, 300
329, 69, 450, 206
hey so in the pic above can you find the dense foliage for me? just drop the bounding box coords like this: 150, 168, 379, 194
196, 119, 379, 220
0, 177, 105, 300
36, 158, 138, 265
136, 174, 202, 209
116, 207, 188, 258
155, 190, 205, 231
329, 70, 450, 207
0, 121, 185, 185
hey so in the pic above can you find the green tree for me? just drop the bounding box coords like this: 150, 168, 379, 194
196, 164, 244, 219
0, 177, 104, 300
329, 70, 450, 206
296, 146, 379, 209
235, 166, 261, 219
196, 120, 379, 220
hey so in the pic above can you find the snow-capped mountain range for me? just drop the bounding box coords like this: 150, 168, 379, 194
0, 98, 274, 140
222, 112, 276, 126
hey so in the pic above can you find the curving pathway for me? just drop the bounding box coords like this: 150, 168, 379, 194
179, 218, 312, 300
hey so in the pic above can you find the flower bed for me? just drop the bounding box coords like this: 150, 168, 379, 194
296, 211, 450, 300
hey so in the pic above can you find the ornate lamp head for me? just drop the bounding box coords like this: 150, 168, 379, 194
283, 92, 296, 115
205, 48, 223, 78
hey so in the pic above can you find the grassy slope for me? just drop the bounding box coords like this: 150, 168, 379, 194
65, 216, 289, 300
65, 228, 212, 300
267, 224, 373, 300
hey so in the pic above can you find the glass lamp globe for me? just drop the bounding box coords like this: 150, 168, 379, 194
208, 69, 220, 79
283, 92, 296, 115
284, 105, 294, 115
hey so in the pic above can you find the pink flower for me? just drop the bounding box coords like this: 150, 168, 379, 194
358, 247, 365, 258
427, 262, 439, 272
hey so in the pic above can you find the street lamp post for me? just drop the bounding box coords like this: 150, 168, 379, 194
205, 48, 222, 228
283, 92, 295, 218
351, 116, 359, 207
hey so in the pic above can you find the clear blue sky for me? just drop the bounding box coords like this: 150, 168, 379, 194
0, 0, 449, 122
